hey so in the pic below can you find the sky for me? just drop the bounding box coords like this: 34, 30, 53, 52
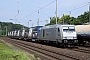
0, 0, 90, 27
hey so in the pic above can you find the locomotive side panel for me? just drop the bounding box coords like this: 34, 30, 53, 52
39, 28, 57, 41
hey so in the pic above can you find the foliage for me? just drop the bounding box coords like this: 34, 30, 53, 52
77, 11, 89, 24
0, 22, 28, 36
58, 15, 73, 24
49, 17, 59, 25
0, 40, 28, 60
45, 11, 89, 25
34, 53, 40, 58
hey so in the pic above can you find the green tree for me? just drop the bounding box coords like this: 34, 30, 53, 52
50, 17, 59, 24
58, 15, 73, 24
45, 17, 59, 26
0, 22, 28, 36
70, 18, 82, 25
77, 11, 89, 24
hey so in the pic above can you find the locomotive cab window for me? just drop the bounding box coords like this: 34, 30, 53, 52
63, 26, 75, 32
69, 27, 75, 31
58, 28, 60, 32
43, 30, 45, 37
63, 27, 68, 32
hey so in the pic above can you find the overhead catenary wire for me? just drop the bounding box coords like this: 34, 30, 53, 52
63, 4, 89, 15
15, 0, 34, 16
15, 0, 19, 17
20, 0, 56, 20
14, 0, 89, 26
20, 0, 34, 11
14, 0, 19, 24
15, 0, 34, 20
20, 0, 89, 20
69, 3, 89, 13
59, 3, 89, 16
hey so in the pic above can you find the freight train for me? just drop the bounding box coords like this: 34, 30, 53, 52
75, 24, 90, 45
8, 24, 78, 47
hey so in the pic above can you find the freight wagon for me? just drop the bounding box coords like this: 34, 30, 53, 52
75, 24, 90, 45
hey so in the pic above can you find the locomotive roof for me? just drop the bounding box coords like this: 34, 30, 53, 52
41, 24, 75, 29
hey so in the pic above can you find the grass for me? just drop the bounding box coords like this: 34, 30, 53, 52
0, 40, 41, 60
34, 53, 41, 58
0, 40, 28, 60
0, 35, 7, 37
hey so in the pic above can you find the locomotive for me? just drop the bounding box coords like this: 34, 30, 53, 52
8, 24, 78, 47
38, 24, 78, 47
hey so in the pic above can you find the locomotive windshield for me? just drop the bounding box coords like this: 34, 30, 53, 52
63, 26, 75, 32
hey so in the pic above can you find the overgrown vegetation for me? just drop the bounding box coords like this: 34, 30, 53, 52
0, 40, 28, 60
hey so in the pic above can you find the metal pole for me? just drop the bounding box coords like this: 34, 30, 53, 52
16, 0, 19, 24
38, 7, 39, 26
6, 26, 7, 36
32, 22, 33, 27
29, 20, 33, 27
56, 0, 58, 24
5, 26, 7, 36
28, 22, 29, 28
69, 11, 71, 15
46, 20, 48, 24
63, 14, 64, 24
38, 18, 39, 26
89, 1, 90, 23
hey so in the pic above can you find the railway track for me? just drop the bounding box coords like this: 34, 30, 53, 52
1, 38, 77, 60
1, 37, 90, 60
71, 47, 90, 54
